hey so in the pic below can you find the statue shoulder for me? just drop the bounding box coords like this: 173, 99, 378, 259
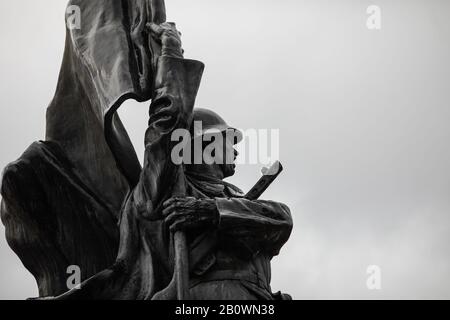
223, 182, 245, 198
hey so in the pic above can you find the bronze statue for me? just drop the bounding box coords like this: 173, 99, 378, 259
0, 1, 293, 300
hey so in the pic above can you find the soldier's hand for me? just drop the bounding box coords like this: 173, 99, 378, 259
147, 22, 184, 58
162, 197, 219, 232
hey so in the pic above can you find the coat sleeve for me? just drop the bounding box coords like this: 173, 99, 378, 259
215, 198, 293, 257
116, 55, 204, 263
132, 56, 205, 219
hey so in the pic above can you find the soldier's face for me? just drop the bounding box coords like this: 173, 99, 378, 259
220, 137, 238, 178
190, 132, 239, 178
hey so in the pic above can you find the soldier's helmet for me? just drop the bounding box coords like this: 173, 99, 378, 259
191, 108, 243, 145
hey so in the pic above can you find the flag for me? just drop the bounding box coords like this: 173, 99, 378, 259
46, 0, 165, 209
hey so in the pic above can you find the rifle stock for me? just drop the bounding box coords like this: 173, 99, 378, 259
245, 161, 284, 200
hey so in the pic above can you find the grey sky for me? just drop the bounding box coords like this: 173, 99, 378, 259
1, 0, 450, 299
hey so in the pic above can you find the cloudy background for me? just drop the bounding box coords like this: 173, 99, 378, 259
1, 0, 450, 299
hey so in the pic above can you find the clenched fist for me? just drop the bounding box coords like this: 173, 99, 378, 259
147, 22, 184, 59
162, 197, 219, 232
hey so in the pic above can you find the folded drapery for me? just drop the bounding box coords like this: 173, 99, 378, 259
46, 0, 166, 211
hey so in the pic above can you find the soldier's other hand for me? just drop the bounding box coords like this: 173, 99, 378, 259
162, 197, 219, 232
147, 22, 184, 58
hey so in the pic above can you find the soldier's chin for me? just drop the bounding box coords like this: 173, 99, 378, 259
222, 163, 236, 178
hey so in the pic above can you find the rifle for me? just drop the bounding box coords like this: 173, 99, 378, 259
245, 161, 284, 200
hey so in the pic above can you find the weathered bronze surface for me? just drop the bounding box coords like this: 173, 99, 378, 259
0, 0, 293, 300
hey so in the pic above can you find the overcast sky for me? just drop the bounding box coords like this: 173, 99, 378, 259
1, 0, 450, 299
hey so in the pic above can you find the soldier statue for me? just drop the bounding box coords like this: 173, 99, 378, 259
0, 1, 293, 300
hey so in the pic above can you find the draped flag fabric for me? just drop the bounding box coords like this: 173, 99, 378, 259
46, 0, 165, 211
